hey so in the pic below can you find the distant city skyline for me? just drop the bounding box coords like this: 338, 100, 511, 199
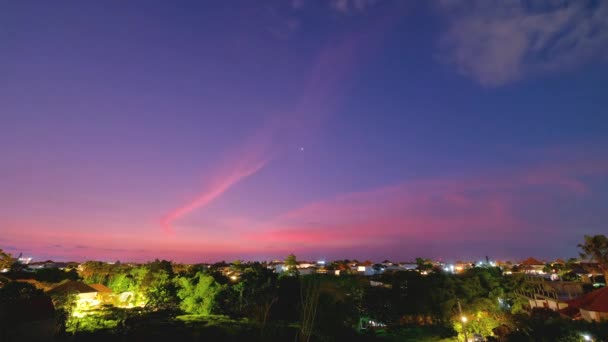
1, 1, 608, 262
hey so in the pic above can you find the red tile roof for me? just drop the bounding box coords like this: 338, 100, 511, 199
565, 287, 608, 313
559, 305, 581, 319
521, 257, 544, 265
47, 280, 98, 295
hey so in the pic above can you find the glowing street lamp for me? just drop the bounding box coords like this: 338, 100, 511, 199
582, 334, 592, 342
457, 299, 469, 342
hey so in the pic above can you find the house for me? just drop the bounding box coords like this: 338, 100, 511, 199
47, 280, 109, 306
17, 256, 32, 265
520, 257, 546, 274
515, 276, 583, 312
383, 264, 403, 273
562, 287, 608, 322
452, 261, 473, 273
88, 283, 113, 302
399, 263, 418, 271
27, 260, 70, 271
272, 264, 287, 273
357, 265, 375, 276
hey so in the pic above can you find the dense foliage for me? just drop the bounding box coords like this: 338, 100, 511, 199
2, 234, 608, 341
579, 234, 608, 280
177, 272, 224, 315
0, 249, 15, 270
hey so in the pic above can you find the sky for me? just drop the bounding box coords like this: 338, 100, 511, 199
1, 0, 608, 263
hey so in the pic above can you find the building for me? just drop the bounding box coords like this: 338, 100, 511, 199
27, 261, 71, 271
357, 265, 375, 276
87, 283, 113, 302
47, 280, 111, 308
515, 276, 584, 311
453, 261, 473, 273
561, 287, 608, 322
17, 256, 32, 265
520, 257, 546, 274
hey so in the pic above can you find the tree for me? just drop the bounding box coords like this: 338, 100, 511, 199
218, 263, 279, 326
146, 269, 177, 310
298, 276, 321, 342
578, 234, 608, 280
177, 272, 224, 315
284, 254, 299, 276
107, 273, 136, 293
0, 249, 15, 270
0, 281, 44, 302
415, 257, 433, 273
34, 268, 79, 283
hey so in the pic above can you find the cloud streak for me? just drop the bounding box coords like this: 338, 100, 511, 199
242, 149, 608, 258
159, 117, 280, 234
437, 0, 608, 86
330, 0, 379, 13
160, 15, 396, 233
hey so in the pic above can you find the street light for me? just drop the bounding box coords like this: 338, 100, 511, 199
457, 299, 469, 342
582, 334, 592, 342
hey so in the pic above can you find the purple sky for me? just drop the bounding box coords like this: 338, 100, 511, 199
1, 0, 608, 263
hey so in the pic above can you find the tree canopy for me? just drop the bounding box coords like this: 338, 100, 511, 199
176, 271, 224, 315
0, 249, 15, 270
578, 234, 608, 279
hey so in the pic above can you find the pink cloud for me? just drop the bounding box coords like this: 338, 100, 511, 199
161, 132, 271, 233
160, 19, 396, 234
4, 145, 606, 262
245, 155, 608, 251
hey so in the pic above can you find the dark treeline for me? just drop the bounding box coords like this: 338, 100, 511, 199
1, 234, 608, 341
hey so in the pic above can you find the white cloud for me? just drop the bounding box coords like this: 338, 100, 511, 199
437, 0, 608, 86
330, 0, 378, 13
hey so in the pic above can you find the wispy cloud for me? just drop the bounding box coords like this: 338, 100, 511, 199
160, 120, 277, 234
160, 18, 394, 234
245, 148, 608, 253
288, 0, 380, 13
437, 0, 608, 86
330, 0, 379, 13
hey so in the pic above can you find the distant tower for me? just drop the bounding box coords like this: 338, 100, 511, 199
485, 255, 490, 264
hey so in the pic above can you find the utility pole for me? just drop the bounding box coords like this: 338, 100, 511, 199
457, 299, 469, 342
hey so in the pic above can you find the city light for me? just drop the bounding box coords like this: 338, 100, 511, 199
461, 316, 467, 323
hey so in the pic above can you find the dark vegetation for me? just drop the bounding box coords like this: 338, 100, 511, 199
1, 235, 607, 341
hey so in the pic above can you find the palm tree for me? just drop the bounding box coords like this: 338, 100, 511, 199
578, 235, 608, 281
